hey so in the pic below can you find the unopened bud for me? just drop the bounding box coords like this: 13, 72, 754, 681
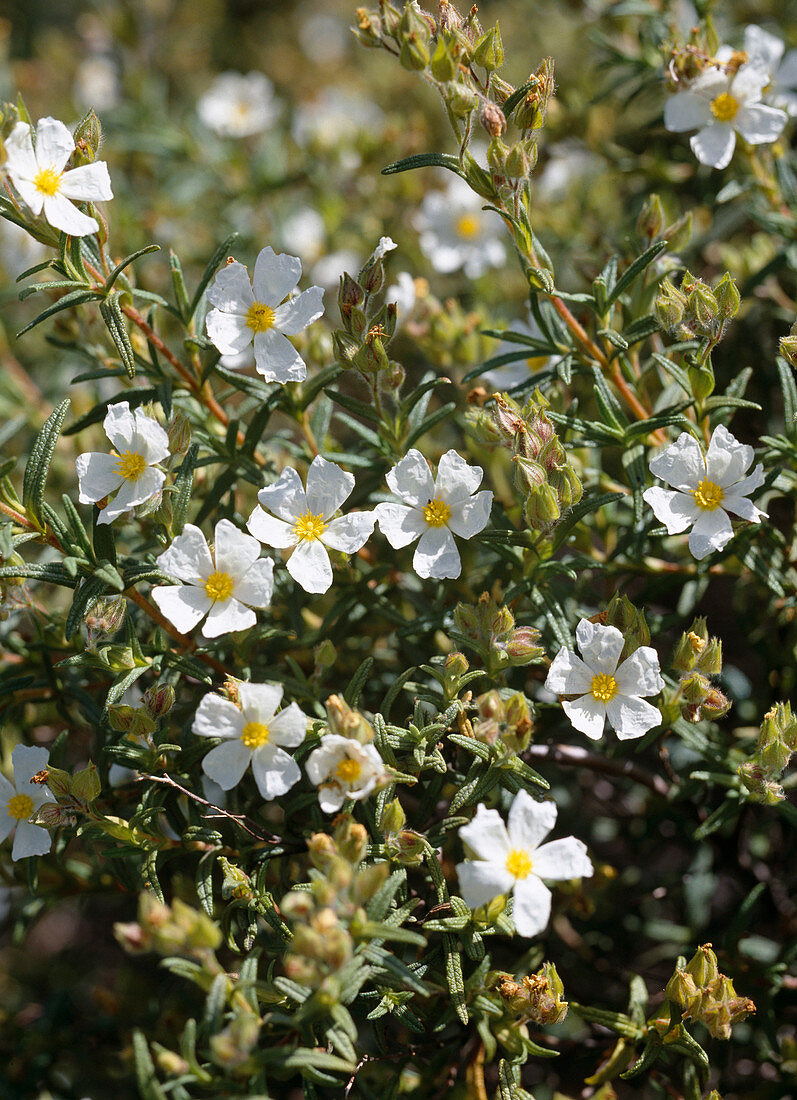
505, 626, 544, 665
687, 280, 719, 331
431, 36, 457, 82
701, 685, 731, 720
72, 108, 102, 162
714, 272, 740, 320
474, 23, 504, 70
381, 797, 406, 834
637, 194, 665, 240
480, 102, 506, 137
44, 766, 74, 801
779, 328, 797, 369
655, 278, 687, 330
697, 637, 722, 676
30, 802, 76, 828
681, 671, 711, 705
524, 482, 561, 530
685, 943, 719, 989
513, 455, 546, 494
307, 832, 339, 873
445, 82, 479, 118
85, 595, 126, 636
666, 965, 700, 1010
72, 762, 101, 803
142, 682, 175, 718
334, 814, 369, 864
156, 1051, 189, 1076
505, 141, 534, 179
167, 412, 191, 455
400, 31, 430, 70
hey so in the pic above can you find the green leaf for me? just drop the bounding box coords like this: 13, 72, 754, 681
17, 289, 104, 337
23, 397, 70, 523
502, 79, 535, 117
172, 443, 198, 535
103, 243, 160, 293
189, 232, 239, 319
99, 292, 136, 378
606, 240, 667, 306
551, 491, 625, 552
325, 388, 380, 424
382, 152, 462, 177
65, 575, 107, 639
132, 1031, 168, 1100
777, 357, 797, 439
405, 401, 457, 447
344, 657, 374, 708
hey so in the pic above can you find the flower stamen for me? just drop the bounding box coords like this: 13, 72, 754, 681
591, 673, 618, 703
335, 757, 362, 783
710, 93, 739, 122
293, 512, 327, 542
115, 451, 147, 480
33, 166, 62, 196
246, 301, 276, 333
692, 478, 725, 511
505, 849, 533, 879
241, 721, 270, 748
204, 571, 235, 602
455, 213, 481, 239
422, 498, 451, 528
7, 793, 34, 820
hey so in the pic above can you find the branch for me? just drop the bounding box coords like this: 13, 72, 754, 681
525, 742, 670, 797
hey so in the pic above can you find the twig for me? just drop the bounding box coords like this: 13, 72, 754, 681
139, 772, 280, 842
525, 743, 670, 797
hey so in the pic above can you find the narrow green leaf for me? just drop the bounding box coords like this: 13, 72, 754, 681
606, 240, 667, 306
103, 243, 160, 293
382, 152, 462, 176
23, 397, 70, 522
17, 289, 104, 337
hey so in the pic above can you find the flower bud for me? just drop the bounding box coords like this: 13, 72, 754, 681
438, 0, 463, 32
486, 135, 510, 175
72, 108, 102, 162
167, 412, 191, 455
505, 141, 534, 180
714, 272, 740, 320
400, 31, 430, 70
156, 1050, 189, 1076
696, 637, 722, 676
445, 82, 479, 118
654, 278, 687, 330
431, 36, 457, 82
353, 7, 383, 46
490, 75, 515, 104
210, 1013, 260, 1068
386, 828, 427, 865
334, 814, 369, 864
72, 762, 101, 803
505, 626, 544, 665
474, 23, 504, 70
480, 102, 506, 138
663, 210, 692, 252
85, 595, 126, 636
605, 593, 650, 656
666, 965, 700, 1010
687, 280, 719, 331
44, 766, 74, 801
30, 802, 76, 828
687, 361, 715, 401
680, 671, 711, 705
307, 832, 339, 873
548, 464, 582, 510
685, 943, 719, 989
513, 455, 546, 495
779, 323, 797, 369
637, 194, 664, 241
325, 694, 374, 743
381, 797, 406, 834
524, 482, 561, 530
142, 682, 175, 718
701, 685, 731, 720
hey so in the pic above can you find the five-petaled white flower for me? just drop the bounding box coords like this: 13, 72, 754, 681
192, 682, 307, 799
5, 116, 113, 236
305, 734, 387, 813
545, 619, 664, 741
643, 425, 766, 560
743, 25, 797, 117
247, 456, 375, 594
456, 790, 593, 938
375, 449, 492, 580
197, 71, 279, 137
664, 61, 787, 170
413, 175, 506, 278
0, 746, 56, 861
205, 246, 324, 383
76, 401, 170, 524
153, 520, 274, 638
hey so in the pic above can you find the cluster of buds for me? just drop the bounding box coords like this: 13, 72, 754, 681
665, 944, 755, 1040
34, 760, 102, 829
381, 796, 426, 865
469, 690, 533, 754
114, 892, 222, 960
493, 961, 567, 1025
670, 617, 730, 724
333, 238, 402, 390
738, 702, 797, 804
654, 269, 740, 348
453, 590, 544, 672
107, 680, 175, 739
482, 390, 582, 532
84, 594, 126, 650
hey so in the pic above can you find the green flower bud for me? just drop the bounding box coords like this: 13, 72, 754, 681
605, 593, 651, 657
334, 813, 369, 864
156, 1051, 189, 1076
431, 36, 457, 82
490, 75, 515, 105
314, 638, 337, 671
381, 796, 406, 834
480, 102, 506, 138
386, 829, 427, 865
72, 762, 101, 804
445, 82, 479, 118
696, 637, 722, 676
72, 108, 102, 163
666, 965, 700, 1010
687, 280, 719, 331
714, 272, 740, 320
325, 693, 374, 743
142, 682, 175, 718
167, 411, 191, 455
487, 135, 510, 175
524, 482, 561, 530
687, 361, 715, 401
353, 7, 383, 47
662, 210, 692, 252
505, 625, 545, 665
654, 277, 687, 330
684, 943, 719, 989
332, 330, 360, 367
218, 856, 253, 900
513, 454, 546, 495
400, 32, 430, 70
505, 141, 534, 180
637, 194, 664, 241
779, 333, 797, 369
44, 766, 74, 801
680, 671, 711, 705
30, 802, 77, 828
701, 685, 731, 720
474, 23, 503, 70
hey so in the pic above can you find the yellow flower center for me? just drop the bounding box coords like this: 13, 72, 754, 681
422, 498, 451, 528
692, 478, 725, 511
505, 849, 533, 879
591, 673, 618, 703
115, 451, 147, 480
7, 793, 34, 820
526, 355, 548, 372
455, 213, 481, 239
710, 93, 739, 122
293, 511, 327, 542
203, 571, 235, 602
246, 301, 276, 333
33, 166, 62, 196
335, 757, 362, 783
241, 721, 270, 748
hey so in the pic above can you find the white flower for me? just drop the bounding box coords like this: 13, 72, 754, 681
0, 746, 56, 861
280, 207, 326, 264
305, 734, 387, 813
373, 235, 397, 261
192, 682, 307, 799
534, 140, 601, 202
197, 72, 279, 137
455, 790, 593, 937
483, 314, 559, 390
545, 619, 664, 741
744, 25, 797, 116
292, 88, 383, 150
413, 175, 506, 278
643, 425, 766, 560
76, 401, 170, 524
664, 61, 787, 169
247, 455, 375, 594
5, 116, 113, 236
375, 449, 492, 580
386, 271, 417, 319
205, 247, 324, 384
153, 520, 274, 638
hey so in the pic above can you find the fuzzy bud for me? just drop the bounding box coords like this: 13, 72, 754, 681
637, 194, 664, 241
714, 272, 740, 321
71, 762, 101, 804
381, 797, 406, 834
505, 625, 544, 665
687, 280, 719, 331
605, 593, 651, 658
44, 765, 74, 801
142, 682, 175, 718
524, 482, 561, 530
779, 326, 797, 370
72, 108, 102, 162
480, 102, 506, 137
655, 277, 687, 331
30, 802, 77, 828
697, 637, 722, 676
167, 412, 191, 455
474, 23, 503, 70
431, 36, 457, 82
685, 943, 719, 989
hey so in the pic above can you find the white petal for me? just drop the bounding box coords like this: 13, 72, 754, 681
456, 860, 514, 909
374, 502, 425, 548
11, 745, 51, 783
252, 246, 302, 305
251, 746, 301, 799
434, 449, 483, 504
322, 512, 375, 553
206, 309, 253, 355
0, 809, 15, 843
305, 737, 345, 784
688, 507, 734, 558
156, 524, 214, 583
201, 739, 251, 790
690, 123, 736, 169
268, 702, 309, 748
132, 410, 170, 464
5, 122, 38, 182
511, 875, 552, 937
735, 103, 787, 143
202, 598, 256, 637
562, 695, 607, 740
238, 682, 283, 724
42, 192, 99, 236
253, 328, 306, 383
664, 91, 712, 132
385, 449, 435, 507
446, 491, 492, 539
151, 584, 212, 633
232, 558, 274, 609
690, 66, 731, 99
103, 400, 136, 450
745, 25, 785, 70
705, 424, 753, 486
305, 455, 354, 518
721, 493, 766, 523
605, 694, 662, 740
725, 463, 765, 498
213, 518, 261, 580
730, 62, 769, 104
643, 487, 698, 534
533, 837, 593, 881
12, 821, 52, 861
257, 466, 308, 521
76, 452, 123, 503
192, 694, 244, 740
648, 432, 704, 490
274, 285, 325, 335
247, 505, 296, 548
615, 647, 664, 697
101, 468, 164, 521
318, 785, 345, 813
59, 161, 113, 202
413, 526, 461, 579
507, 790, 556, 852
206, 260, 254, 312
459, 804, 511, 862
575, 619, 624, 674
287, 539, 333, 593
34, 117, 75, 173
544, 647, 594, 695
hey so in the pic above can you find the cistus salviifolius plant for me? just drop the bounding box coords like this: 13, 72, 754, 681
0, 1, 795, 1098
